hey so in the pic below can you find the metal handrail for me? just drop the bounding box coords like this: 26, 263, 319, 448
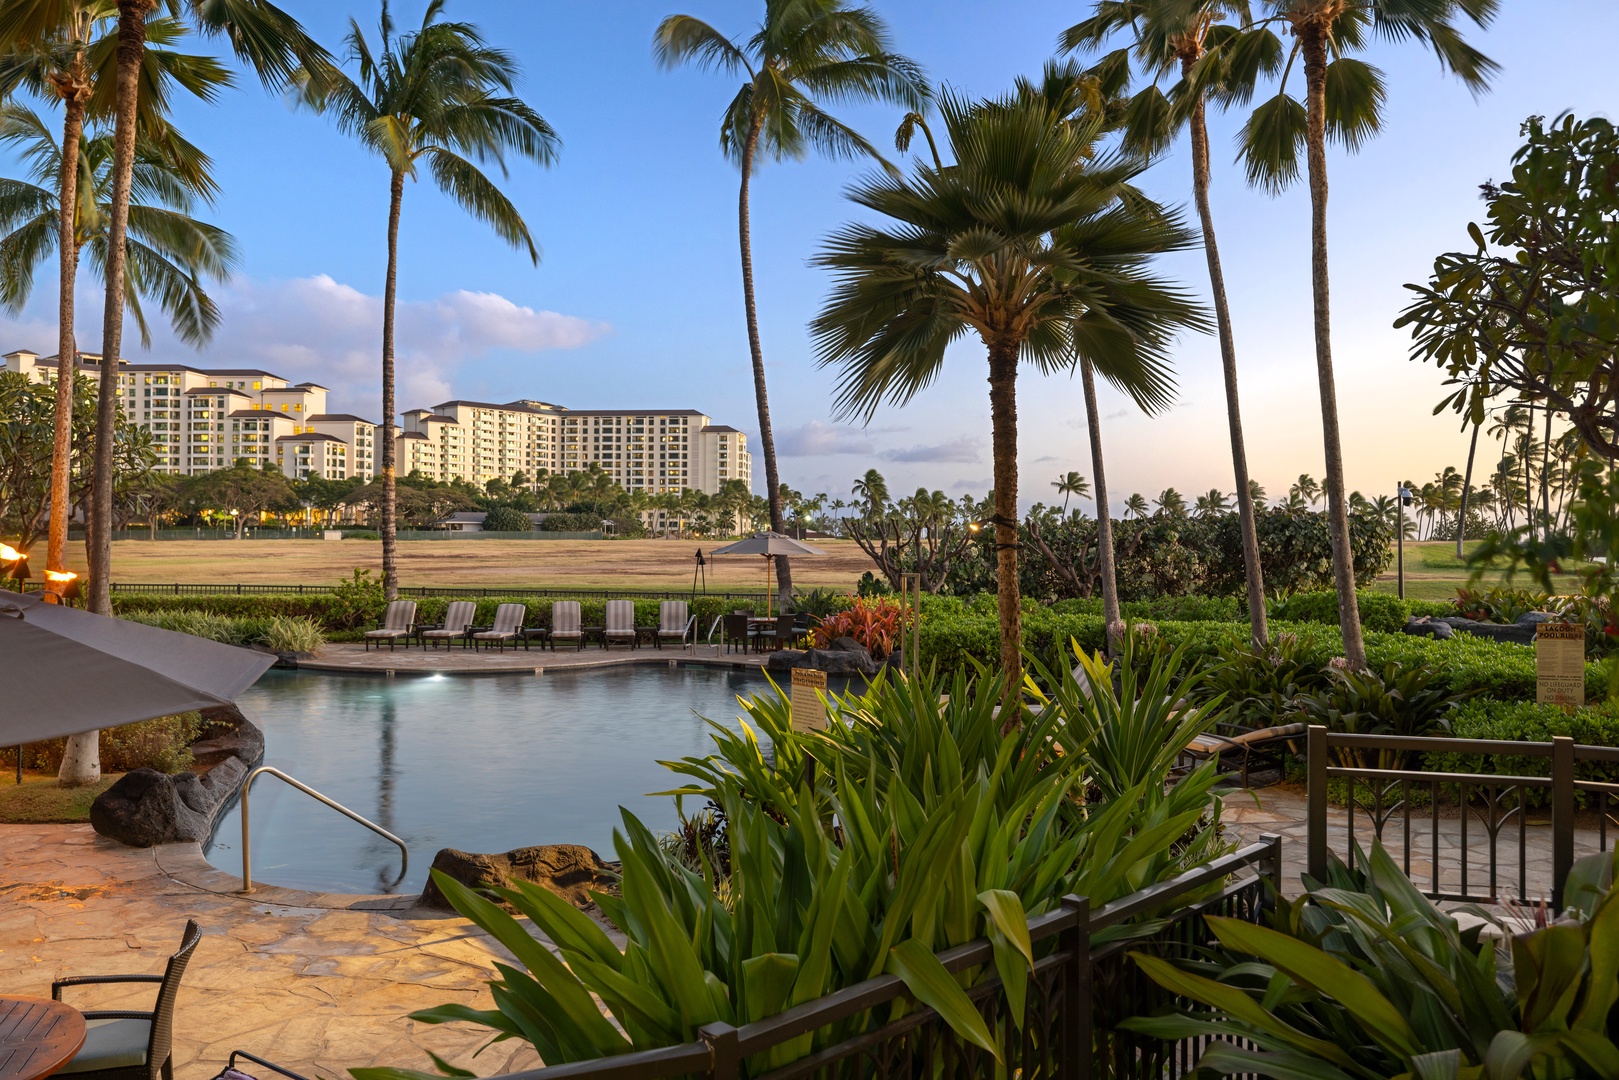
238, 766, 408, 893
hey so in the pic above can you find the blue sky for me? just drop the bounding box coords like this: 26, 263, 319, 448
2, 1, 1614, 513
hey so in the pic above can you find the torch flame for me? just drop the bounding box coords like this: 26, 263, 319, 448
46, 570, 77, 582
0, 543, 24, 562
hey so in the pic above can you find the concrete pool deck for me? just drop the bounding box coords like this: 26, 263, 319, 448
300, 642, 771, 675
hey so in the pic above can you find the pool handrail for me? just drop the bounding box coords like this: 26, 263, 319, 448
238, 765, 408, 894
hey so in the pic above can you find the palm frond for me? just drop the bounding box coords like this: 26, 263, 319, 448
1234, 88, 1304, 193
423, 147, 538, 263
653, 15, 751, 77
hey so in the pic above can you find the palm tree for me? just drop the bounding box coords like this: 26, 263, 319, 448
1052, 470, 1089, 513
812, 91, 1203, 689
1234, 0, 1498, 668
0, 107, 235, 343
654, 1, 928, 612
0, 4, 223, 600
1290, 472, 1321, 507
1063, 0, 1271, 649
1194, 488, 1229, 517
1123, 492, 1150, 519
1155, 487, 1187, 517
850, 468, 889, 518
1248, 478, 1267, 506
0, 0, 327, 632
299, 0, 558, 601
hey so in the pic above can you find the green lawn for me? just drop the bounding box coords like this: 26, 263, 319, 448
1370, 540, 1586, 601
0, 772, 119, 823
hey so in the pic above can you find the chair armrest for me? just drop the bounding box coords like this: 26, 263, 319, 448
53, 973, 163, 999
79, 1010, 156, 1022
231, 1050, 317, 1080
469, 624, 492, 632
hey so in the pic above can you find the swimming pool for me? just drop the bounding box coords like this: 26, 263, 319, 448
207, 665, 784, 894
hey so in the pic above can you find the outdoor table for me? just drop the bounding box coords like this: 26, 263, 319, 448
0, 996, 85, 1080
633, 626, 658, 648
581, 625, 605, 648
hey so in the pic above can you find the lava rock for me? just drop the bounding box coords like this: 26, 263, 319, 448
1403, 616, 1455, 640
829, 636, 867, 652
188, 704, 265, 771
89, 756, 248, 847
765, 645, 882, 677
418, 844, 617, 911
1436, 616, 1539, 645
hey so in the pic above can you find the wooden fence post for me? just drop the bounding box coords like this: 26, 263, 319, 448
1260, 832, 1284, 912
1552, 735, 1575, 912
699, 1021, 739, 1080
1059, 894, 1090, 1079
1307, 725, 1328, 883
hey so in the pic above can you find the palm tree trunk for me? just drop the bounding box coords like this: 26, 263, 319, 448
380, 169, 404, 601
1080, 357, 1120, 649
737, 115, 791, 609
1540, 404, 1553, 543
1458, 421, 1479, 557
987, 338, 1022, 697
1522, 410, 1535, 539
1301, 28, 1366, 670
1188, 88, 1268, 650
46, 70, 89, 602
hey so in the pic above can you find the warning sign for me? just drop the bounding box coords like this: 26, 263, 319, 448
1536, 622, 1586, 708
790, 668, 828, 732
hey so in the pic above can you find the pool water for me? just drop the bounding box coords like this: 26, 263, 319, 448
208, 665, 783, 894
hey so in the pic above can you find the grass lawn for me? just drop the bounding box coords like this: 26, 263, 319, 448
65, 537, 879, 592
1370, 540, 1586, 601
0, 772, 120, 823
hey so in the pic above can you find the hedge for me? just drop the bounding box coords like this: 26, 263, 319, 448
1425, 698, 1619, 805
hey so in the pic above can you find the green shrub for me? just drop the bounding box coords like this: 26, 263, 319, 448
6, 712, 207, 774
119, 609, 264, 645
261, 615, 326, 653
1268, 589, 1412, 632
480, 506, 533, 532
330, 568, 385, 629
343, 530, 380, 540
1425, 698, 1619, 803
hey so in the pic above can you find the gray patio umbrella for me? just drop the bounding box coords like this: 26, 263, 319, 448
709, 532, 826, 615
0, 591, 275, 743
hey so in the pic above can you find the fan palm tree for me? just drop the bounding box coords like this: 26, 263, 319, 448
812, 90, 1203, 689
654, 1, 928, 611
1123, 492, 1150, 519
298, 0, 558, 600
1062, 0, 1272, 649
1233, 0, 1498, 668
0, 3, 224, 599
0, 0, 327, 631
0, 106, 235, 344
1052, 470, 1090, 513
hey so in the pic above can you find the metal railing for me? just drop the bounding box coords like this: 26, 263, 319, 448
238, 766, 408, 893
111, 582, 773, 601
1305, 725, 1619, 910
494, 836, 1283, 1080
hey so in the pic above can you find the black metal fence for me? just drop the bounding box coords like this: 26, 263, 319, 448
498, 837, 1282, 1080
1305, 725, 1619, 910
107, 582, 772, 601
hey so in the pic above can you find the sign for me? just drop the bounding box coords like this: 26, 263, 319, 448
790, 668, 828, 733
1536, 622, 1586, 708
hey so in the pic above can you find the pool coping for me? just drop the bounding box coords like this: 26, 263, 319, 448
294, 645, 774, 677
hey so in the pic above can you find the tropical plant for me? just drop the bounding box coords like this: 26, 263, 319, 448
654, 2, 928, 612
1052, 469, 1090, 512
260, 614, 324, 653
1127, 843, 1619, 1080
810, 595, 908, 657
478, 505, 531, 533
1298, 662, 1469, 769
850, 467, 889, 518
1124, 492, 1150, 519
811, 88, 1204, 691
1228, 0, 1498, 671
297, 0, 558, 602
1063, 0, 1274, 653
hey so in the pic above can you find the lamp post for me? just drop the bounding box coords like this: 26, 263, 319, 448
1396, 485, 1414, 600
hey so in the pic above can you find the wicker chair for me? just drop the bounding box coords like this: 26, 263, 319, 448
722, 613, 757, 654
54, 920, 201, 1080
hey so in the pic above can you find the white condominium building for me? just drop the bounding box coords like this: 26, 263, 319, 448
3, 350, 377, 481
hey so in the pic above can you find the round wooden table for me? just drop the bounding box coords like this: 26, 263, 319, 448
0, 997, 85, 1080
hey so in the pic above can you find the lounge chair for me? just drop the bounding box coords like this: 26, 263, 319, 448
1179, 721, 1307, 787
656, 601, 691, 650
54, 919, 201, 1080
603, 600, 636, 650
363, 601, 416, 651
472, 603, 528, 652
722, 613, 757, 654
418, 600, 475, 650
549, 601, 584, 651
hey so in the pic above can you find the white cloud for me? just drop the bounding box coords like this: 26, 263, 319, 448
2, 274, 606, 419
880, 436, 981, 464
777, 419, 901, 457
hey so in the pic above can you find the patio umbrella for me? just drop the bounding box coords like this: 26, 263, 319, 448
0, 591, 275, 744
709, 532, 826, 615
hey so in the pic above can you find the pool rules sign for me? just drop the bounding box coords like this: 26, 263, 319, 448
790, 668, 828, 732
1536, 622, 1585, 708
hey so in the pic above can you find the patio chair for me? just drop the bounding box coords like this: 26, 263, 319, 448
760, 613, 798, 651
549, 601, 584, 651
1179, 721, 1307, 788
418, 601, 476, 650
603, 600, 637, 649
363, 601, 417, 651
215, 1050, 314, 1080
53, 919, 201, 1080
472, 603, 528, 652
722, 613, 757, 654
656, 601, 691, 649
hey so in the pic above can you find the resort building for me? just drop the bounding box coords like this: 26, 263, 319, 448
3, 349, 751, 500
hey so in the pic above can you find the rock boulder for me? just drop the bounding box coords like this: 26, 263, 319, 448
418, 844, 618, 911
188, 703, 265, 771
765, 644, 882, 677
1401, 611, 1561, 646
89, 756, 248, 847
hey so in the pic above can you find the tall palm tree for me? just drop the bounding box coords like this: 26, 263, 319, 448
299, 0, 558, 600
0, 106, 236, 343
0, 3, 223, 600
0, 0, 327, 640
850, 467, 888, 518
1194, 488, 1229, 516
1123, 492, 1150, 519
1234, 0, 1498, 668
1155, 487, 1187, 517
1052, 470, 1089, 512
1063, 0, 1272, 649
654, 1, 928, 611
812, 91, 1203, 689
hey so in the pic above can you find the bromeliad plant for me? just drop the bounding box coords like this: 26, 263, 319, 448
809, 595, 910, 657
1126, 843, 1619, 1080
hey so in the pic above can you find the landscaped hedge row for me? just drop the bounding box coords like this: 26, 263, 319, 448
1031, 590, 1457, 633
1425, 698, 1619, 804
